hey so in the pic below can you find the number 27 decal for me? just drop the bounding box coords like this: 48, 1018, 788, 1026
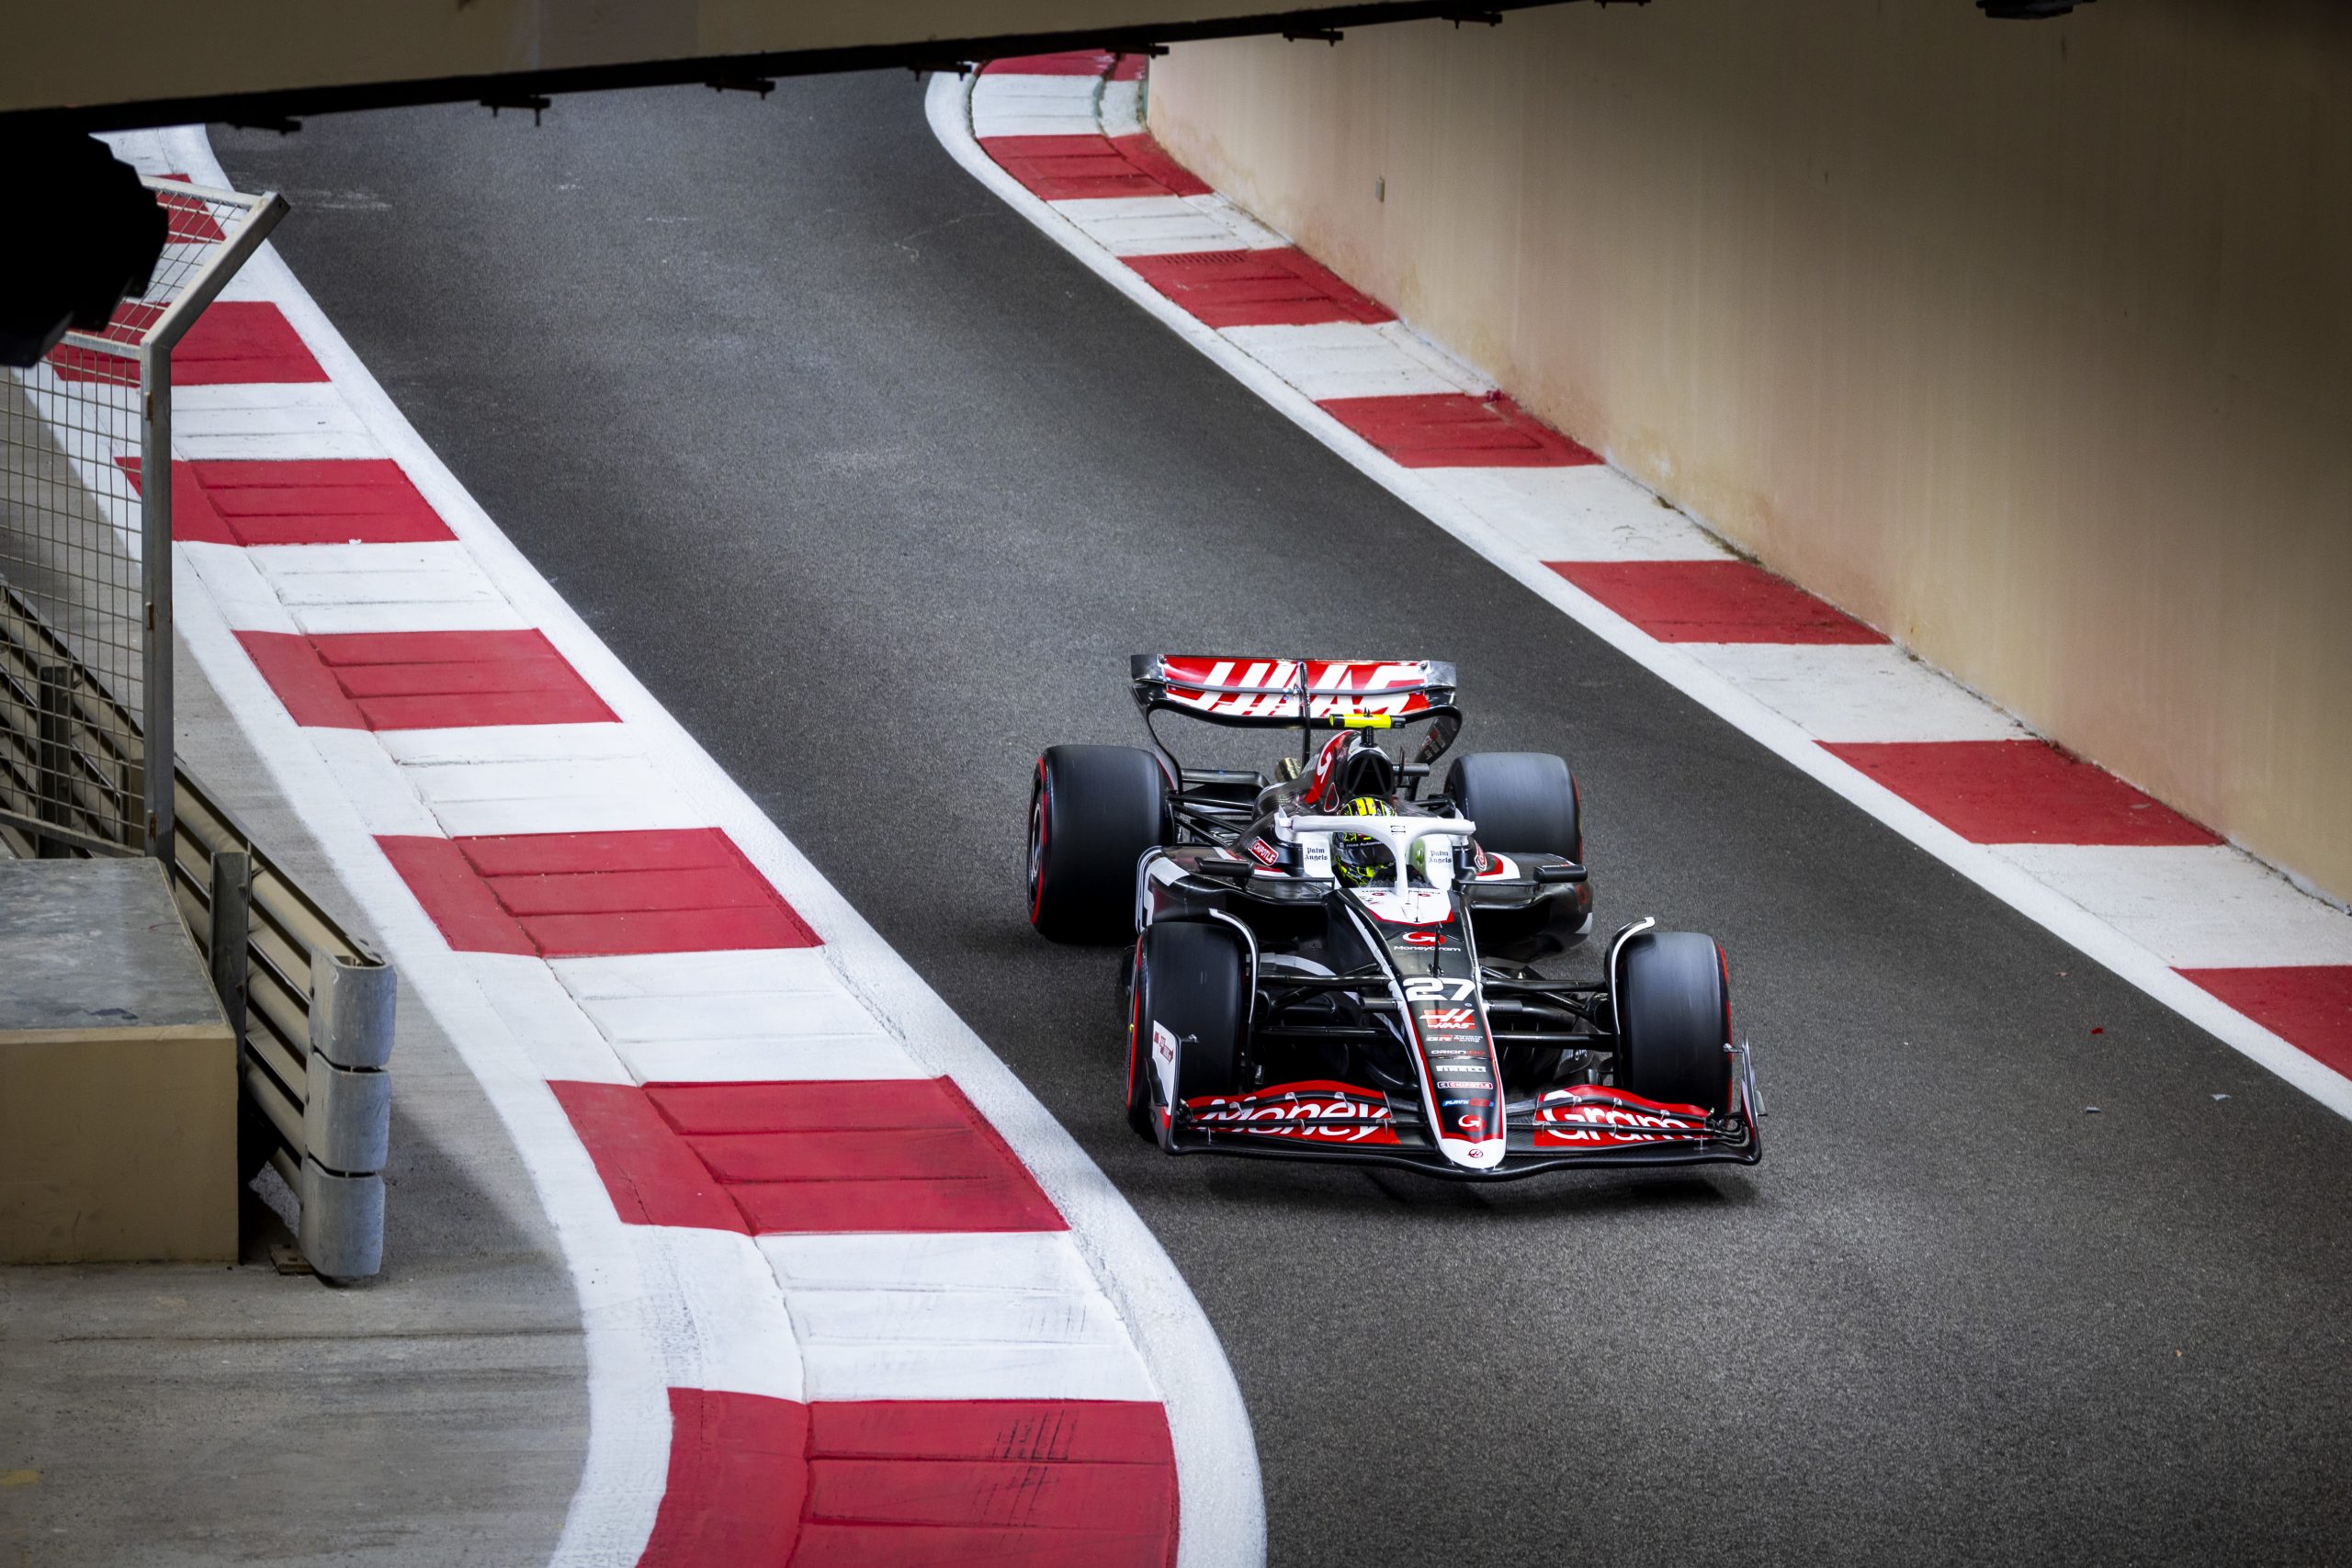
1403, 978, 1476, 1002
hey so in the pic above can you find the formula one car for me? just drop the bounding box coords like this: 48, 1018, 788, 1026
1024, 656, 1760, 1178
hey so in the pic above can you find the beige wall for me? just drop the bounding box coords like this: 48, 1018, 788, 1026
1149, 1, 2352, 902
1, 1029, 238, 1263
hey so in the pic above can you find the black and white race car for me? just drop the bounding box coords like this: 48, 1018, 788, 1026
1025, 655, 1761, 1179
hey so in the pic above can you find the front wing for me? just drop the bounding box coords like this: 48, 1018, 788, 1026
1163, 1053, 1763, 1179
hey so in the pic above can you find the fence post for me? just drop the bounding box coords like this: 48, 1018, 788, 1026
300, 952, 395, 1282
139, 340, 174, 861
35, 662, 69, 858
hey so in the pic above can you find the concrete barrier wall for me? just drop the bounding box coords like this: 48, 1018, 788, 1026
1148, 0, 2352, 904
0, 860, 236, 1263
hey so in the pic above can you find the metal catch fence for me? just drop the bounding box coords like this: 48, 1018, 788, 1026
0, 165, 393, 1280
1, 173, 281, 857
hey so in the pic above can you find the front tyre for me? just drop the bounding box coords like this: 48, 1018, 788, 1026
1615, 929, 1731, 1111
1130, 920, 1247, 1141
1028, 745, 1169, 943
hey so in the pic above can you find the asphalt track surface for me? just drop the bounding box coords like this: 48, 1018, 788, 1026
218, 78, 2352, 1567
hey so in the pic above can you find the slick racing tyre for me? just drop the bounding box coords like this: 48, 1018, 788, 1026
1130, 920, 1247, 1139
1029, 745, 1169, 943
1445, 751, 1582, 862
1615, 930, 1731, 1111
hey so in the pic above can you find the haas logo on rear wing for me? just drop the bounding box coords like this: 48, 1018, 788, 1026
1134, 656, 1455, 723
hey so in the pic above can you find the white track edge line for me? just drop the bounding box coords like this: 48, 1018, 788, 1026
174, 448, 678, 1568
927, 71, 2352, 1124
165, 124, 1266, 1567
160, 127, 673, 1568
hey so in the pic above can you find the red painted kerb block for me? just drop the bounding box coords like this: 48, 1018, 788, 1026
50, 299, 326, 384
553, 1077, 1069, 1235
239, 628, 615, 731
640, 1387, 1177, 1567
1125, 249, 1393, 329
1826, 740, 2222, 847
2178, 965, 2352, 1078
979, 133, 1211, 201
1319, 393, 1600, 468
1551, 559, 1884, 645
379, 828, 818, 957
120, 457, 453, 547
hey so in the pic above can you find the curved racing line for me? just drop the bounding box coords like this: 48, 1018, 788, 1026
96, 120, 1264, 1568
928, 56, 2352, 1122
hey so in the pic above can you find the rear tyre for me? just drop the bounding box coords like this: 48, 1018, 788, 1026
1028, 745, 1169, 943
1446, 751, 1582, 861
1131, 920, 1247, 1139
1615, 930, 1731, 1111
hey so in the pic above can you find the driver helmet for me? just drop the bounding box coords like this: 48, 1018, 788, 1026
1333, 795, 1397, 886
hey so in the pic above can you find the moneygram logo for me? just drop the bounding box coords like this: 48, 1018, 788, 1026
1532, 1087, 1710, 1148
1188, 1084, 1398, 1145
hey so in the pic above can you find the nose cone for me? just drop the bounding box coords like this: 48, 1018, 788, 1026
1439, 1134, 1507, 1171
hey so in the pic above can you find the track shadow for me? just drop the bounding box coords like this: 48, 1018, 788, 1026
1199, 1154, 1757, 1221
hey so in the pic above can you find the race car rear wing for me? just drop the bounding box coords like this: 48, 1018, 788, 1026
1131, 655, 1459, 730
